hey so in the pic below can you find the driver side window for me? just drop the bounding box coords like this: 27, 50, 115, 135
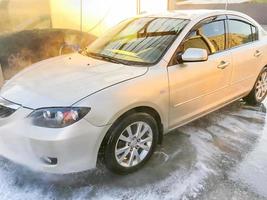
182, 29, 212, 55
183, 20, 226, 54
169, 17, 226, 66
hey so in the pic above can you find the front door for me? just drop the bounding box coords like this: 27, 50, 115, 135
168, 16, 233, 129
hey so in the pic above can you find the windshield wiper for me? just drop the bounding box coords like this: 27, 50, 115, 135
86, 52, 130, 65
85, 51, 152, 66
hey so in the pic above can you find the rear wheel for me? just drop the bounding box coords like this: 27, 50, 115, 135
244, 67, 267, 105
104, 112, 159, 174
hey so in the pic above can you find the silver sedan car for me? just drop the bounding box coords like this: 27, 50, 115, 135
0, 10, 267, 174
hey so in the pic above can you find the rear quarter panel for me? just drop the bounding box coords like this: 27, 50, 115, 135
259, 35, 267, 71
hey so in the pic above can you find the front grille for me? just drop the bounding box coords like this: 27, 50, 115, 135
0, 105, 16, 118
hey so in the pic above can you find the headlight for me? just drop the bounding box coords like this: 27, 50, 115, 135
28, 107, 91, 128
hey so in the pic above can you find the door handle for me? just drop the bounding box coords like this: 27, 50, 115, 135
217, 61, 230, 69
254, 50, 262, 57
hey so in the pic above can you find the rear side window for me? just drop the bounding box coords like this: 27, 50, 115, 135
182, 20, 226, 55
228, 20, 256, 48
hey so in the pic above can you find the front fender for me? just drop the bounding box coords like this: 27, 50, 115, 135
74, 66, 169, 132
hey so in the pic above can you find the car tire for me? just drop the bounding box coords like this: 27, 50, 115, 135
104, 112, 159, 174
243, 67, 267, 105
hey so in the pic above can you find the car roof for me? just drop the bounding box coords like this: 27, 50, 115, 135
138, 9, 266, 36
141, 9, 248, 20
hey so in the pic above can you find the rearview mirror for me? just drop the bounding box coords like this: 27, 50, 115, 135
181, 48, 208, 62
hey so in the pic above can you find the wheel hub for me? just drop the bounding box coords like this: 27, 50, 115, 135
130, 138, 138, 148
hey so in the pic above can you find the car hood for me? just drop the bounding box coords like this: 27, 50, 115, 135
0, 53, 148, 109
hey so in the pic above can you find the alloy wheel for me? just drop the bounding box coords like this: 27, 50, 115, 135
115, 121, 153, 168
255, 71, 267, 101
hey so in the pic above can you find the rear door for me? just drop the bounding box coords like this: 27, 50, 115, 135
168, 16, 233, 128
227, 15, 263, 96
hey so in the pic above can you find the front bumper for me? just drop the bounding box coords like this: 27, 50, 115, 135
0, 106, 109, 174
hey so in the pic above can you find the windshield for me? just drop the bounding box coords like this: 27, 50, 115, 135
84, 17, 189, 65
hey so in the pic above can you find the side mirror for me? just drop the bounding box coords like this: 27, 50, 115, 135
181, 48, 208, 62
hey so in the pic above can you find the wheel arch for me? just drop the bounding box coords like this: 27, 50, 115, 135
243, 64, 267, 105
97, 106, 164, 164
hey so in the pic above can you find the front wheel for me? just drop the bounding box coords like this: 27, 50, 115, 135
104, 113, 159, 174
244, 67, 267, 105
